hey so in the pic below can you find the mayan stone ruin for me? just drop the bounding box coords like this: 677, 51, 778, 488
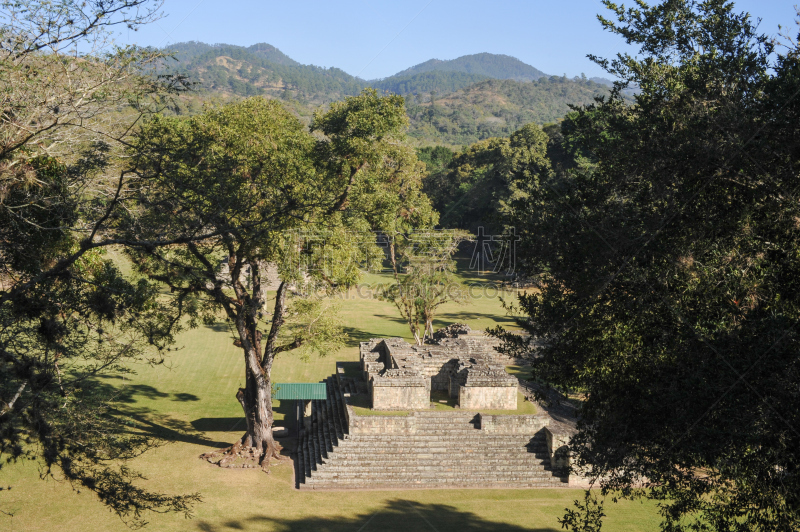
361, 331, 518, 411
293, 324, 581, 490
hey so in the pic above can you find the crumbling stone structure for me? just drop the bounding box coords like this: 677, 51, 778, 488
290, 324, 581, 490
360, 327, 518, 411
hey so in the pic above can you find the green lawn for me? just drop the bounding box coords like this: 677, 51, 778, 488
0, 265, 662, 531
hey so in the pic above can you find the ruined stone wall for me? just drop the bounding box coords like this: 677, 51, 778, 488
430, 360, 459, 392
479, 414, 550, 434
347, 410, 415, 435
459, 385, 517, 410
371, 382, 429, 410
360, 339, 385, 381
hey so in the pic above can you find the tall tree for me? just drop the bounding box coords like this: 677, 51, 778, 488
494, 1, 800, 530
129, 89, 426, 469
380, 230, 467, 344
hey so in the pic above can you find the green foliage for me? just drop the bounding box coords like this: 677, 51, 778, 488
561, 492, 605, 532
417, 145, 455, 174
494, 1, 800, 530
423, 123, 550, 230
312, 88, 438, 233
0, 156, 76, 272
0, 0, 200, 524
379, 230, 468, 344
404, 78, 614, 146
372, 70, 492, 96
129, 90, 433, 462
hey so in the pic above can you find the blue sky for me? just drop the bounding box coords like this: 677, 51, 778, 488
119, 0, 797, 80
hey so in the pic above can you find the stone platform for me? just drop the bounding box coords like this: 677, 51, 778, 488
294, 371, 573, 490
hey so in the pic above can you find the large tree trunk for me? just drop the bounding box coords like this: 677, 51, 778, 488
204, 346, 280, 470
202, 261, 282, 470
234, 366, 279, 467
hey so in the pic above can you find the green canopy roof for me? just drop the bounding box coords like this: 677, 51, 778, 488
272, 383, 327, 400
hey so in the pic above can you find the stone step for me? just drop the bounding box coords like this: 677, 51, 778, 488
323, 447, 547, 456
304, 476, 569, 486
341, 434, 540, 442
322, 452, 549, 462
312, 461, 551, 477
337, 443, 547, 453
332, 446, 547, 455
307, 472, 561, 482
293, 372, 565, 490
300, 481, 568, 490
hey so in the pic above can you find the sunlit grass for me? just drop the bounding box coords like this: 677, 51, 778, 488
0, 257, 661, 531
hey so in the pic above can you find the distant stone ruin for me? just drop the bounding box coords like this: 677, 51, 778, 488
360, 327, 519, 411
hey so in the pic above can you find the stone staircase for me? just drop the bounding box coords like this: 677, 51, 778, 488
295, 376, 569, 489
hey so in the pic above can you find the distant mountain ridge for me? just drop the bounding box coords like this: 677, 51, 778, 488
165, 43, 555, 100
391, 52, 548, 81
372, 71, 493, 96
162, 42, 617, 146
163, 41, 366, 103
166, 41, 300, 66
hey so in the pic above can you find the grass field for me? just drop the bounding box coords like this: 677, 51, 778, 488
0, 260, 662, 531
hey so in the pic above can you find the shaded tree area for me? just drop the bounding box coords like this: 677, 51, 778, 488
490, 1, 800, 530
0, 0, 201, 526
420, 124, 550, 231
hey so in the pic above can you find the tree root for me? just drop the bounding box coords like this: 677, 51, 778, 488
200, 439, 283, 470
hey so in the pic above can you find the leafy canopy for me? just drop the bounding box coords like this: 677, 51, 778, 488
493, 1, 800, 531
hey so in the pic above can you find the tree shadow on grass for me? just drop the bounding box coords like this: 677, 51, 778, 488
433, 311, 511, 324
120, 410, 232, 448
341, 325, 377, 347
191, 417, 244, 432
203, 321, 233, 333
97, 378, 202, 403
90, 377, 233, 447
194, 499, 559, 532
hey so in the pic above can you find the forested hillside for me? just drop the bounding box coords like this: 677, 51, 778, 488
162, 42, 614, 146
372, 70, 493, 96
163, 42, 368, 103
404, 77, 611, 145
168, 41, 301, 65
392, 53, 547, 80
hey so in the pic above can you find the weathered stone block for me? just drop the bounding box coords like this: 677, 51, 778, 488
479, 414, 549, 434
544, 426, 572, 469
371, 382, 429, 410
459, 385, 517, 410
347, 413, 414, 435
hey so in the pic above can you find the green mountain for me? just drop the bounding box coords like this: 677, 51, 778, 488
162, 42, 615, 147
392, 53, 547, 81
163, 42, 367, 103
404, 77, 612, 146
167, 41, 300, 66
373, 71, 493, 96
245, 42, 300, 66
370, 52, 550, 98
